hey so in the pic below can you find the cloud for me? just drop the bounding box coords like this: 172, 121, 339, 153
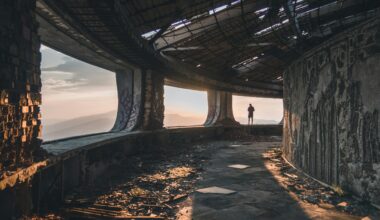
41, 56, 115, 87
42, 76, 87, 91
40, 46, 67, 68
40, 45, 116, 92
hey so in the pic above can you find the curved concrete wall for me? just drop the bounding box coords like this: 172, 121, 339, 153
283, 17, 380, 205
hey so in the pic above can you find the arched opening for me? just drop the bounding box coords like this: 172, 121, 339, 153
40, 45, 118, 141
164, 86, 207, 127
232, 95, 283, 124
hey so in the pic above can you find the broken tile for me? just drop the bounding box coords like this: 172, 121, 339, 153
229, 144, 241, 147
196, 186, 236, 194
228, 164, 250, 169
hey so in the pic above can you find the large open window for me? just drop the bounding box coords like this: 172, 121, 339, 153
164, 86, 207, 127
40, 45, 118, 141
233, 95, 283, 124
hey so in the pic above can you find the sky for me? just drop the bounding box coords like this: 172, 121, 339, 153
233, 96, 283, 123
40, 45, 118, 124
40, 45, 283, 140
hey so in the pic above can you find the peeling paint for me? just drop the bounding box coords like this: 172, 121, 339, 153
283, 16, 380, 205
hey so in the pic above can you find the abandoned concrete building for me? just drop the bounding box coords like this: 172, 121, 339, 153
1, 0, 380, 219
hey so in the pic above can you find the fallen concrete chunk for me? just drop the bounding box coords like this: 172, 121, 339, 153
337, 201, 349, 207
318, 203, 335, 210
229, 144, 241, 147
228, 164, 250, 169
196, 186, 236, 194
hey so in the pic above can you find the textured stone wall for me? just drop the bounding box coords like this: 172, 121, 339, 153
283, 17, 380, 205
0, 0, 42, 172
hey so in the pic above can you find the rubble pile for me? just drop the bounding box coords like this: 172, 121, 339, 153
263, 148, 379, 218
40, 142, 218, 219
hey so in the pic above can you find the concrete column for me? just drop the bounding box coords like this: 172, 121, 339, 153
0, 0, 42, 217
204, 90, 239, 126
141, 70, 164, 130
0, 0, 42, 171
112, 69, 141, 131
112, 69, 164, 131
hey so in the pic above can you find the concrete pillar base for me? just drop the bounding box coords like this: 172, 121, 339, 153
204, 90, 239, 127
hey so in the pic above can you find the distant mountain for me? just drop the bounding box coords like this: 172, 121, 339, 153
164, 114, 205, 127
43, 111, 116, 141
42, 112, 279, 141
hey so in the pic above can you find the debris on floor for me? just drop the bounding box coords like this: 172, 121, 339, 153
227, 164, 250, 169
263, 148, 380, 218
196, 186, 236, 195
28, 141, 223, 220
20, 139, 379, 219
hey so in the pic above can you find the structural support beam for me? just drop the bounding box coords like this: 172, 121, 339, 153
154, 1, 268, 50
204, 90, 239, 126
112, 69, 164, 131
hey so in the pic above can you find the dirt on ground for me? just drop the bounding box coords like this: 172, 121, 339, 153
24, 140, 220, 220
263, 148, 380, 219
22, 137, 379, 219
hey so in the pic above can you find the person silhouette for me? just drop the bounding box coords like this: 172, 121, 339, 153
248, 104, 255, 125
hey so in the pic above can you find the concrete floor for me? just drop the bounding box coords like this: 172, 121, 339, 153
40, 138, 378, 219
176, 140, 368, 220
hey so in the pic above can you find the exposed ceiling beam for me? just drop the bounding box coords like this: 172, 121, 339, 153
154, 0, 269, 50
160, 42, 274, 51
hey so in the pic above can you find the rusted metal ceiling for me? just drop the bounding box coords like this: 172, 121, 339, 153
123, 0, 380, 83
37, 0, 380, 96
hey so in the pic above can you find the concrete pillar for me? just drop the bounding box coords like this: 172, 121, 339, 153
283, 17, 380, 205
112, 69, 164, 131
0, 0, 42, 217
0, 0, 42, 171
204, 90, 239, 126
141, 70, 164, 130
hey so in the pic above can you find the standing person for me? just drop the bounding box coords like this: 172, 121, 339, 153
248, 104, 255, 125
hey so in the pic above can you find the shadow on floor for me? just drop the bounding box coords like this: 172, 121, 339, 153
179, 141, 361, 220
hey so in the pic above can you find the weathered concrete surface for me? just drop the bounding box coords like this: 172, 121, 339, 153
0, 0, 42, 174
0, 125, 281, 218
20, 137, 378, 219
112, 69, 164, 131
283, 16, 380, 205
177, 141, 368, 220
204, 90, 239, 126
0, 1, 44, 217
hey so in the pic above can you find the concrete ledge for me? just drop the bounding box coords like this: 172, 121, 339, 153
239, 124, 283, 136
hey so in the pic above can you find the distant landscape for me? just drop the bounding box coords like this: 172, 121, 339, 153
42, 112, 279, 141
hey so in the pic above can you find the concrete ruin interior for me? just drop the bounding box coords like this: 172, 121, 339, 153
1, 0, 380, 219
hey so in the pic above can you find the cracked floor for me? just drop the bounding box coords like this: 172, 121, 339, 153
176, 140, 379, 220
30, 137, 379, 220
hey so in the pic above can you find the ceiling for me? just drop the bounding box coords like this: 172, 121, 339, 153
36, 0, 380, 96
122, 0, 380, 82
